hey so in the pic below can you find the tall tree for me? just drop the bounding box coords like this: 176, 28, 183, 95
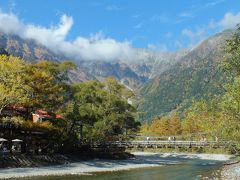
23, 60, 75, 112
0, 55, 29, 114
169, 113, 182, 135
223, 24, 240, 76
64, 78, 139, 144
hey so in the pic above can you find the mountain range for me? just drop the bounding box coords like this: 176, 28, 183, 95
138, 30, 232, 122
0, 30, 233, 122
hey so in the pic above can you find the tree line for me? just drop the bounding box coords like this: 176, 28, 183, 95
141, 25, 240, 152
0, 55, 140, 152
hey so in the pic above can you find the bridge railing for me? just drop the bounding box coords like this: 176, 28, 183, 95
104, 140, 233, 147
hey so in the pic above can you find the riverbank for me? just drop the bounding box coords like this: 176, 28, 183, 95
0, 154, 71, 168
127, 146, 231, 154
0, 152, 133, 168
221, 161, 240, 179
0, 152, 233, 179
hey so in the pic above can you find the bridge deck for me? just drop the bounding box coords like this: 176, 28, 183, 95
102, 140, 232, 148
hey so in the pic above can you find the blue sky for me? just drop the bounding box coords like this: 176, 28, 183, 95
0, 0, 239, 61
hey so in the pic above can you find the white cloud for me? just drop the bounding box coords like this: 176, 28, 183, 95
206, 11, 240, 30
182, 28, 205, 41
147, 44, 156, 50
181, 27, 206, 47
218, 12, 240, 29
180, 11, 240, 49
158, 44, 168, 52
174, 41, 183, 49
147, 43, 168, 52
0, 12, 23, 34
0, 11, 144, 62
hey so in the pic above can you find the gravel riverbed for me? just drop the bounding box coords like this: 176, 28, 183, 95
0, 152, 234, 179
221, 162, 240, 179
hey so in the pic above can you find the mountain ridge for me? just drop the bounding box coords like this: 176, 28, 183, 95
0, 31, 185, 88
137, 30, 233, 122
0, 29, 234, 122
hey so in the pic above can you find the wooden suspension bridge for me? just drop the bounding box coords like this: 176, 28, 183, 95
102, 140, 233, 149
94, 133, 236, 149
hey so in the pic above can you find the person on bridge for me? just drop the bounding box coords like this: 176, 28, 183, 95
204, 137, 207, 142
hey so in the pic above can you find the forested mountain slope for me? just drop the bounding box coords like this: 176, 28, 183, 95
137, 30, 233, 122
0, 29, 235, 123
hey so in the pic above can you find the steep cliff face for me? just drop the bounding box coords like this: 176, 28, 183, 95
0, 32, 65, 62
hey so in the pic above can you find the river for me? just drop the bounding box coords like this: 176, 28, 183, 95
0, 153, 231, 180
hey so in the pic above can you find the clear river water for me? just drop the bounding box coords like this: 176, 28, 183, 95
14, 158, 223, 180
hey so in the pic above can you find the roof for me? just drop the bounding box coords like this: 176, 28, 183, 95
35, 109, 64, 120
6, 105, 27, 111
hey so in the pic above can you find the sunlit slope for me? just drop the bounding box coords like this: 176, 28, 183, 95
138, 30, 232, 122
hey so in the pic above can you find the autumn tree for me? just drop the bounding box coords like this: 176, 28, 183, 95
23, 60, 76, 112
0, 55, 29, 115
219, 25, 240, 145
140, 123, 150, 136
182, 110, 202, 135
180, 26, 240, 146
169, 112, 182, 135
148, 116, 169, 136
